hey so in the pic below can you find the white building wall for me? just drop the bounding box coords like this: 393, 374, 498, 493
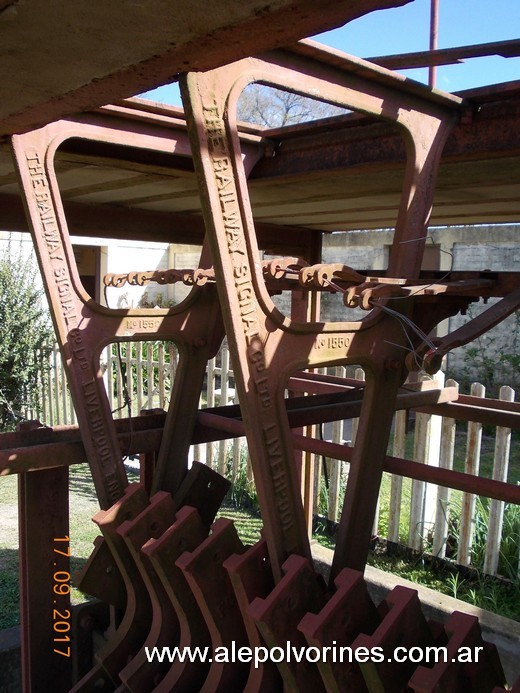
0, 231, 203, 309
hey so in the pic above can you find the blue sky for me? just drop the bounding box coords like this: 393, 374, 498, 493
138, 0, 520, 105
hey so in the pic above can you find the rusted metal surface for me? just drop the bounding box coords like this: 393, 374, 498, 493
143, 506, 212, 692
3, 82, 520, 241
5, 381, 520, 478
249, 554, 326, 691
352, 586, 437, 692
176, 518, 250, 691
117, 492, 178, 691
180, 43, 465, 579
369, 38, 520, 72
6, 28, 520, 693
195, 406, 520, 504
74, 536, 126, 611
73, 462, 230, 689
138, 409, 163, 495
167, 460, 230, 527
0, 414, 166, 476
73, 484, 150, 691
104, 267, 216, 289
224, 539, 283, 692
298, 568, 381, 692
71, 602, 111, 684
195, 383, 459, 440
408, 612, 506, 692
11, 121, 224, 509
428, 0, 439, 87
413, 286, 520, 374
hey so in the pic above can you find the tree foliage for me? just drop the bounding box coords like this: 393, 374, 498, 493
0, 241, 53, 430
237, 83, 345, 128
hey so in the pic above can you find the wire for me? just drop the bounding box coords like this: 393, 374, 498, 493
380, 235, 455, 302
280, 253, 444, 370
374, 302, 438, 351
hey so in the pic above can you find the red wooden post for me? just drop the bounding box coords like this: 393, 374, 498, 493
19, 463, 72, 692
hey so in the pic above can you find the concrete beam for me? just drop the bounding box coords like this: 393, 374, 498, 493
0, 0, 410, 136
0, 193, 318, 255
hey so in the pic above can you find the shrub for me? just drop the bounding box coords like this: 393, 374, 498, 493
0, 241, 53, 430
456, 306, 520, 395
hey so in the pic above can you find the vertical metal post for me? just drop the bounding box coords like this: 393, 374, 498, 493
301, 235, 322, 538
429, 0, 439, 87
19, 465, 72, 692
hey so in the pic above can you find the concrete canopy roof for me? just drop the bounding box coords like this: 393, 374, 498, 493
2, 76, 519, 245
0, 0, 409, 136
1, 1, 519, 240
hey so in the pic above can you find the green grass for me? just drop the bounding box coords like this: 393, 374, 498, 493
0, 458, 518, 631
218, 502, 263, 545
366, 550, 520, 621
452, 430, 520, 484
0, 474, 21, 629
221, 497, 520, 622
0, 465, 266, 630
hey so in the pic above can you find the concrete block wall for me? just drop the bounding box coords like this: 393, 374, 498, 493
319, 226, 520, 385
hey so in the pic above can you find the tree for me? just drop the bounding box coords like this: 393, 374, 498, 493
237, 83, 345, 128
0, 240, 53, 430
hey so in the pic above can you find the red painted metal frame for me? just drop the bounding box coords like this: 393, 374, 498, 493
142, 506, 212, 692
11, 119, 227, 508
180, 46, 465, 579
6, 32, 520, 691
18, 465, 72, 692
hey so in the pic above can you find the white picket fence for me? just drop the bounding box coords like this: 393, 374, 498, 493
24, 341, 518, 579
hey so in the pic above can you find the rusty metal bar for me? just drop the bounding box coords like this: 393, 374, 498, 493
72, 484, 151, 691
3, 378, 518, 508
428, 0, 439, 88
352, 586, 436, 691
0, 190, 321, 257
369, 38, 520, 71
142, 506, 211, 692
195, 385, 458, 441
197, 411, 520, 505
418, 286, 520, 374
176, 518, 250, 690
414, 399, 520, 429
248, 554, 326, 691
408, 611, 506, 691
224, 539, 283, 692
295, 433, 520, 506
117, 492, 178, 691
298, 567, 380, 692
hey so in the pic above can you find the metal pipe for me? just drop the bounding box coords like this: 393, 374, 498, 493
197, 411, 520, 506
429, 0, 439, 87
